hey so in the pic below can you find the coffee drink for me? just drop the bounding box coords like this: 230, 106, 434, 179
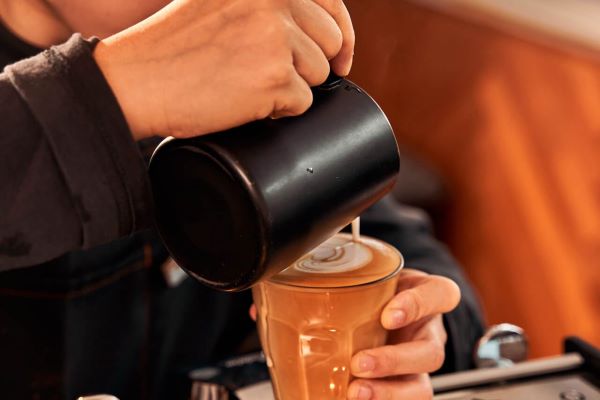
252, 233, 403, 400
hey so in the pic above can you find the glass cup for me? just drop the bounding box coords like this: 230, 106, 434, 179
252, 233, 404, 400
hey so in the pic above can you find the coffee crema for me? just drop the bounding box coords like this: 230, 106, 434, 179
270, 233, 401, 287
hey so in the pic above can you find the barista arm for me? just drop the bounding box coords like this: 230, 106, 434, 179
0, 35, 151, 270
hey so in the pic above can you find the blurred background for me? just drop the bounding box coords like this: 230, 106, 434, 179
345, 0, 600, 358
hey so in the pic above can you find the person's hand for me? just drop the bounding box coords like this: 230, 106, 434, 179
311, 0, 355, 77
93, 0, 355, 140
347, 269, 461, 400
248, 269, 460, 399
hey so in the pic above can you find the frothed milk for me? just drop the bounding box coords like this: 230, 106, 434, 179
252, 233, 403, 400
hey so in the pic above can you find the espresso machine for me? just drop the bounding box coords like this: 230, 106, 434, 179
186, 330, 600, 400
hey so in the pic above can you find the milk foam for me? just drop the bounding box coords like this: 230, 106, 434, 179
294, 235, 372, 274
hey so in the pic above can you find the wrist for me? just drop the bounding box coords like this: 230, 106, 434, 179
93, 39, 153, 141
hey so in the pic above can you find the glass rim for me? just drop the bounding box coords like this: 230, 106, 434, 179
263, 239, 404, 291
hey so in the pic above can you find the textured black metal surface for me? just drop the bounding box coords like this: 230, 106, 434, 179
149, 79, 400, 291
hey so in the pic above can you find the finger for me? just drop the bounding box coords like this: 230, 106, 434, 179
271, 70, 313, 118
292, 0, 343, 61
387, 314, 448, 347
381, 275, 461, 329
292, 27, 331, 86
347, 374, 433, 400
312, 0, 355, 76
249, 304, 257, 321
350, 339, 445, 378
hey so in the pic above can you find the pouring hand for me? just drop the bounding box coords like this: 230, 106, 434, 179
348, 269, 461, 400
311, 0, 355, 76
93, 0, 355, 140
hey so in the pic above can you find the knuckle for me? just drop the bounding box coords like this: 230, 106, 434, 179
448, 280, 462, 308
266, 66, 295, 88
435, 276, 462, 311
273, 83, 313, 117
310, 61, 331, 86
377, 351, 395, 374
436, 316, 449, 344
254, 101, 275, 120
427, 341, 446, 372
323, 28, 344, 59
295, 87, 313, 115
256, 11, 290, 42
372, 348, 402, 376
405, 290, 423, 321
268, 25, 291, 48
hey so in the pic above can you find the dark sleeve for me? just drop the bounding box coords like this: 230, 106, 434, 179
359, 196, 486, 373
0, 34, 152, 270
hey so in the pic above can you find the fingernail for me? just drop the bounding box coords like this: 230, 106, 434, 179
348, 384, 372, 400
386, 309, 406, 328
356, 354, 376, 372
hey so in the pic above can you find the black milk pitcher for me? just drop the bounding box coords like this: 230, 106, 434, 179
149, 76, 400, 291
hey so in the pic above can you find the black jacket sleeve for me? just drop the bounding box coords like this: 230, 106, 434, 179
0, 34, 152, 270
360, 196, 486, 372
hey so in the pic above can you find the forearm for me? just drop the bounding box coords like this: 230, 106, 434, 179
0, 35, 152, 270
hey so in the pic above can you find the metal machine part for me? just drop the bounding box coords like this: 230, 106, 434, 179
434, 375, 598, 400
432, 337, 600, 400
432, 353, 584, 393
218, 337, 600, 400
474, 323, 529, 368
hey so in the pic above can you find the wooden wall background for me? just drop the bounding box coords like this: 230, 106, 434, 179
345, 0, 600, 358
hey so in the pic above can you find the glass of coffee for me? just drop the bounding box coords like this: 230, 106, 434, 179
252, 233, 403, 400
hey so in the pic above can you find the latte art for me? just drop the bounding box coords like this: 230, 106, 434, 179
295, 235, 372, 274
271, 233, 401, 288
